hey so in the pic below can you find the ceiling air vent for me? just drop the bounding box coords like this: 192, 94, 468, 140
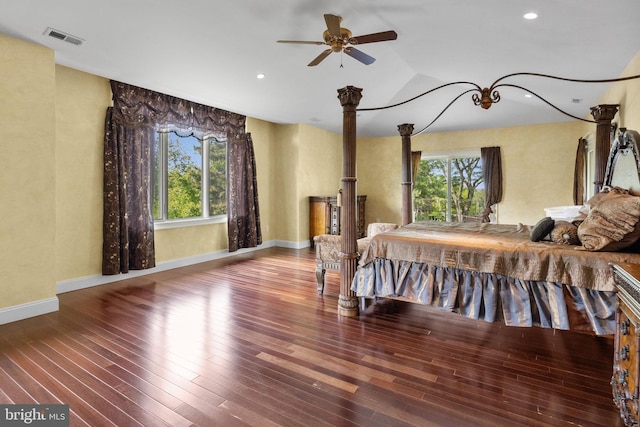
43, 27, 84, 46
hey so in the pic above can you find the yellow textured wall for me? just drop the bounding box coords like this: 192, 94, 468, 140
247, 117, 276, 242
0, 35, 57, 308
55, 66, 111, 280
273, 124, 301, 242
597, 51, 640, 134
357, 135, 402, 224
359, 121, 586, 227
269, 123, 342, 244
297, 124, 343, 194
154, 225, 229, 261
296, 124, 342, 243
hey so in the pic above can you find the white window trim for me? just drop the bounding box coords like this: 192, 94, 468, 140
154, 215, 226, 230
418, 149, 483, 223
153, 132, 228, 226
421, 149, 481, 160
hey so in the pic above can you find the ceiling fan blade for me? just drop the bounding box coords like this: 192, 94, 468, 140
344, 47, 375, 65
351, 30, 398, 45
324, 14, 342, 37
277, 40, 326, 45
308, 49, 333, 66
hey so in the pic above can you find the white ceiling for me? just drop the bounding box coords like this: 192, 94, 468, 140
2, 1, 639, 137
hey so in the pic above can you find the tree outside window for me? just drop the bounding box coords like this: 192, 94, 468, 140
208, 139, 226, 216
413, 156, 485, 222
153, 132, 226, 221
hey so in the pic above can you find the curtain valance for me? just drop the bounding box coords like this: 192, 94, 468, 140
110, 81, 246, 140
103, 80, 260, 274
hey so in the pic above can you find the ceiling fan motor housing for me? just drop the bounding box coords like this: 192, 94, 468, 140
323, 28, 353, 52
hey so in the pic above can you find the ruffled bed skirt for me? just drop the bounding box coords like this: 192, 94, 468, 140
351, 259, 617, 335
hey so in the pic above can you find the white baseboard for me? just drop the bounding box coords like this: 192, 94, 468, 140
3, 239, 311, 325
57, 240, 272, 294
274, 239, 310, 249
0, 297, 59, 325
56, 238, 310, 294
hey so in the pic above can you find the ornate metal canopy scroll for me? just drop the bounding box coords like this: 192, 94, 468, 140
357, 72, 640, 135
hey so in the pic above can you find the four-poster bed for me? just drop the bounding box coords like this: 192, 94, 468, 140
335, 85, 640, 335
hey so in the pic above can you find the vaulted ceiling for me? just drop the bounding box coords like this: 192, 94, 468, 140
2, 1, 639, 136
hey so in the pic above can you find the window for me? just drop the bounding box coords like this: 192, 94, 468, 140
152, 132, 226, 225
413, 153, 485, 222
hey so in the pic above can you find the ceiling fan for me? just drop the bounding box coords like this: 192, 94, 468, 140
277, 14, 397, 66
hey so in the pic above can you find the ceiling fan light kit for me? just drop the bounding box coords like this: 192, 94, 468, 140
277, 14, 397, 66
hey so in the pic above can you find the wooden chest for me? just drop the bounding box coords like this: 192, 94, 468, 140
612, 262, 640, 427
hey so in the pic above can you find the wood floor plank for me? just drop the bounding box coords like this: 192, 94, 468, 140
0, 357, 40, 404
39, 337, 193, 427
192, 342, 376, 426
0, 247, 626, 426
0, 342, 119, 426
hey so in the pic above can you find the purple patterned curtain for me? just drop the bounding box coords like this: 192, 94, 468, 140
107, 81, 246, 139
227, 133, 262, 252
103, 80, 257, 274
480, 146, 503, 223
102, 107, 156, 274
573, 138, 587, 205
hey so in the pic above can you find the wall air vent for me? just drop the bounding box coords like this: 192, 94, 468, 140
43, 27, 84, 46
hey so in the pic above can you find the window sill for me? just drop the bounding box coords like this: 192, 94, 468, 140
154, 215, 227, 230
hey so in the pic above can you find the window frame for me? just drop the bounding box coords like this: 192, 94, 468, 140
152, 131, 227, 230
414, 149, 483, 223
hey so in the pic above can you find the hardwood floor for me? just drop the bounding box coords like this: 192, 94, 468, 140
0, 247, 625, 426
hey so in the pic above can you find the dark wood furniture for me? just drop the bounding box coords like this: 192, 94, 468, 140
611, 262, 640, 427
308, 195, 366, 247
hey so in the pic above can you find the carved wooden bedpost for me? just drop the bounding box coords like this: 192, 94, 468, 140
337, 86, 362, 317
399, 123, 414, 226
590, 104, 619, 194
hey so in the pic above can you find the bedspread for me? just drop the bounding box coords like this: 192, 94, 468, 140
357, 221, 640, 292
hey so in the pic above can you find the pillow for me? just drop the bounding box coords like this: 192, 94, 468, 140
577, 190, 640, 251
550, 221, 580, 245
367, 222, 398, 238
530, 217, 554, 242
579, 186, 629, 216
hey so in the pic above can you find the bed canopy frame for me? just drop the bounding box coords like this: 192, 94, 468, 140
335, 71, 640, 317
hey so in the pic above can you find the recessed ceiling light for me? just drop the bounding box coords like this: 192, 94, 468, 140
257, 73, 265, 79
524, 93, 533, 98
523, 12, 538, 20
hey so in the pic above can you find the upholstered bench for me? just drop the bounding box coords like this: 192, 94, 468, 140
313, 222, 398, 294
